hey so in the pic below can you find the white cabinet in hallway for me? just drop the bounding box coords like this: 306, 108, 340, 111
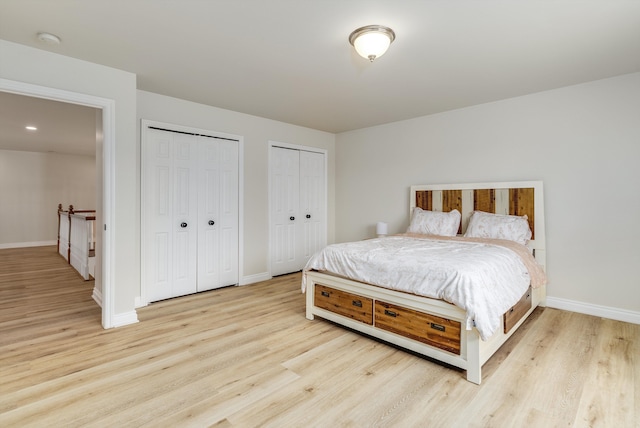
270, 145, 326, 277
143, 125, 239, 303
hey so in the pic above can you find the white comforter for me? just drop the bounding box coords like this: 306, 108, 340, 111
302, 234, 546, 340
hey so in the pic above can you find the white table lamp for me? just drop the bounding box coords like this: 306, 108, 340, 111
376, 221, 388, 237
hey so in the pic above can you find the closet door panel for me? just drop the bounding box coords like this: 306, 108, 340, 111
197, 139, 238, 291
300, 150, 326, 262
197, 139, 221, 291
144, 130, 174, 302
155, 233, 169, 282
152, 165, 171, 300
271, 147, 300, 276
218, 141, 239, 286
198, 225, 219, 290
172, 135, 198, 296
221, 226, 234, 277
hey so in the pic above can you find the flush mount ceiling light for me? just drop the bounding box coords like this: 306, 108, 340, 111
349, 25, 395, 62
37, 32, 61, 45
25, 126, 38, 131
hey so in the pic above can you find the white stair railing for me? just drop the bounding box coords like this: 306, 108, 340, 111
57, 204, 96, 280
57, 204, 70, 261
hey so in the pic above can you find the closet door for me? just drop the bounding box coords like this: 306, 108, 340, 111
299, 150, 326, 261
197, 138, 239, 291
271, 147, 301, 276
271, 146, 326, 277
144, 129, 198, 302
172, 134, 199, 296
217, 140, 239, 287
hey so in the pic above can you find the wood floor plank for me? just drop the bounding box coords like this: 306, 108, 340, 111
227, 334, 400, 427
0, 246, 637, 427
573, 318, 639, 427
447, 309, 587, 427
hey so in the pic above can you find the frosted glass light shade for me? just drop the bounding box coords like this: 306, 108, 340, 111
349, 25, 395, 62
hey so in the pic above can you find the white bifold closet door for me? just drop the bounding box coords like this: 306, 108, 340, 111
197, 138, 239, 292
271, 146, 325, 276
144, 127, 238, 303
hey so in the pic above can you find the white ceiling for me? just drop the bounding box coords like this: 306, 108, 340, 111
1, 1, 639, 154
0, 91, 97, 156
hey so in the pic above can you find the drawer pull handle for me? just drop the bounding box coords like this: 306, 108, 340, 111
430, 323, 445, 332
384, 309, 397, 317
352, 300, 362, 308
321, 291, 330, 297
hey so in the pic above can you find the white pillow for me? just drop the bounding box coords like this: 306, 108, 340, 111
407, 208, 461, 237
464, 211, 532, 245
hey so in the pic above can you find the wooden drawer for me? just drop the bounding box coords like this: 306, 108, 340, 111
375, 301, 461, 355
314, 284, 373, 325
504, 285, 532, 333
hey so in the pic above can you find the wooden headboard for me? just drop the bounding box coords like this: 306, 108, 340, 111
410, 181, 546, 269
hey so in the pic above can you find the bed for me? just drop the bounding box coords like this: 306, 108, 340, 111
302, 181, 546, 384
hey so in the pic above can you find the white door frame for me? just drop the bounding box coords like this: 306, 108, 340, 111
140, 119, 244, 305
0, 78, 116, 328
268, 141, 327, 277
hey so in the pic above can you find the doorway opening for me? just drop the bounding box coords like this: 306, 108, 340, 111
0, 78, 116, 328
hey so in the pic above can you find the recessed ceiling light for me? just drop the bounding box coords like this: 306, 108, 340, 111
25, 126, 38, 131
37, 32, 61, 45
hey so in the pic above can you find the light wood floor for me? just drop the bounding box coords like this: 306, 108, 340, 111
1, 246, 638, 427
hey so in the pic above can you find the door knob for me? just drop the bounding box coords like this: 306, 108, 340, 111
180, 222, 188, 228
208, 220, 215, 226
306, 214, 311, 219
290, 216, 295, 221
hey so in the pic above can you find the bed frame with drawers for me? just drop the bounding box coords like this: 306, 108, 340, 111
304, 181, 546, 384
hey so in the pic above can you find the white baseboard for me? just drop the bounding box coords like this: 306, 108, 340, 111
0, 240, 57, 249
546, 296, 640, 325
92, 286, 103, 308
111, 310, 139, 328
94, 289, 139, 328
130, 273, 275, 307
240, 272, 271, 286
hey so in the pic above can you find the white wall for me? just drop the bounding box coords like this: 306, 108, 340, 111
0, 39, 334, 320
137, 90, 336, 283
3, 37, 636, 324
0, 40, 138, 317
0, 150, 96, 247
335, 73, 640, 317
